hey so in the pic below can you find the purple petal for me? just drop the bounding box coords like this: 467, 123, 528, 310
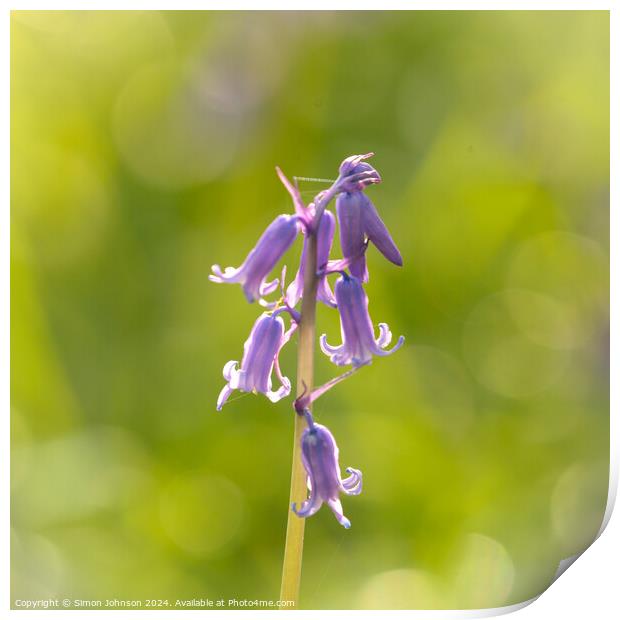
341, 467, 362, 496
322, 239, 369, 275
317, 210, 336, 265
335, 275, 375, 362
286, 209, 336, 308
315, 210, 337, 306
292, 494, 323, 518
265, 378, 291, 403
337, 154, 381, 193
319, 334, 343, 356
259, 277, 280, 297
216, 384, 234, 411
376, 323, 393, 348
372, 334, 405, 357
317, 278, 337, 307
301, 424, 343, 499
265, 312, 296, 402
327, 498, 351, 529
360, 194, 403, 267
209, 264, 241, 284
336, 193, 368, 282
285, 230, 307, 308
339, 153, 374, 176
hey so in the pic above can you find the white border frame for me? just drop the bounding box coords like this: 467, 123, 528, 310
3, 3, 616, 618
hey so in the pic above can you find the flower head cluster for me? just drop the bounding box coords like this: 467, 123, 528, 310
210, 154, 404, 527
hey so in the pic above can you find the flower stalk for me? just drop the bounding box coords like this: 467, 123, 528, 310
279, 207, 321, 607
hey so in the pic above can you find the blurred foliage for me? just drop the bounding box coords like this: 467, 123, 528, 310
11, 10, 609, 610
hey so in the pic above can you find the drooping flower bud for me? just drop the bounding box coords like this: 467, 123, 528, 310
336, 191, 402, 282
336, 153, 381, 192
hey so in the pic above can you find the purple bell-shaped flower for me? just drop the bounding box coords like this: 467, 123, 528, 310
217, 311, 294, 410
320, 273, 404, 367
210, 214, 300, 303
292, 411, 362, 529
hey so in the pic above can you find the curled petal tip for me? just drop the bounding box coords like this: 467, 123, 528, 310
259, 277, 280, 297
222, 360, 238, 381
319, 333, 342, 356
266, 377, 292, 403
376, 334, 404, 357
258, 298, 279, 309
216, 384, 234, 411
384, 335, 406, 356
209, 265, 225, 282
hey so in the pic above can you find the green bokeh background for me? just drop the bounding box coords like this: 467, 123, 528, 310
11, 10, 609, 610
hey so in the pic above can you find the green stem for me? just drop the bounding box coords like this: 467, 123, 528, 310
279, 226, 318, 607
279, 185, 338, 607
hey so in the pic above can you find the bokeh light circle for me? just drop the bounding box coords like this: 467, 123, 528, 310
506, 231, 608, 348
113, 61, 241, 190
449, 533, 515, 608
358, 568, 442, 609
463, 290, 569, 398
550, 460, 608, 558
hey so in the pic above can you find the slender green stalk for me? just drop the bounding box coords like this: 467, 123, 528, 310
279, 185, 338, 607
279, 227, 319, 607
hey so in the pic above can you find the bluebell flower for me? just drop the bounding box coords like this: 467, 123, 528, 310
286, 210, 337, 308
217, 311, 294, 410
320, 273, 404, 367
292, 411, 362, 528
210, 214, 300, 303
336, 191, 403, 282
